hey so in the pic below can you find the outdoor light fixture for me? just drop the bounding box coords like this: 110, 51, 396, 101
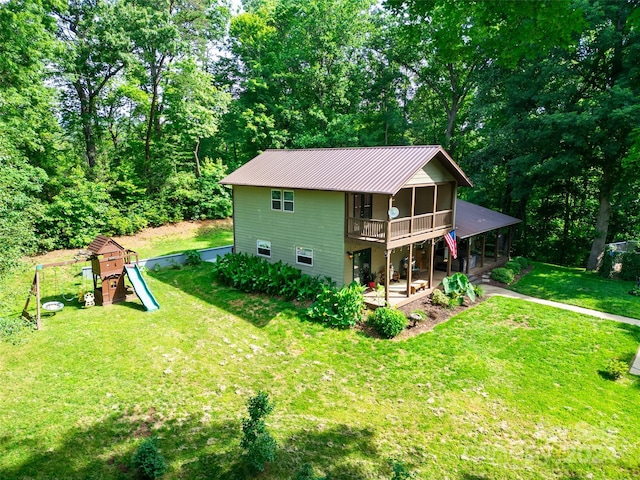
347, 251, 353, 259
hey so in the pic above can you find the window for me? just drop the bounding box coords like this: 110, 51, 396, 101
271, 190, 281, 210
283, 190, 294, 212
354, 193, 372, 219
271, 189, 294, 212
257, 240, 271, 257
296, 246, 313, 266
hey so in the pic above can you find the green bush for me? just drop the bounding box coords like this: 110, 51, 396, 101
431, 289, 450, 308
389, 459, 416, 479
292, 463, 328, 480
132, 437, 167, 480
307, 282, 365, 329
442, 272, 476, 305
619, 252, 640, 281
599, 247, 616, 278
473, 284, 485, 298
629, 286, 640, 296
491, 268, 515, 285
503, 260, 521, 275
184, 249, 202, 266
368, 307, 407, 338
241, 391, 277, 473
212, 253, 328, 302
0, 316, 32, 345
513, 256, 530, 269
604, 359, 628, 380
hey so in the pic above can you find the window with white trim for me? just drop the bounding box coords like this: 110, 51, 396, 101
271, 189, 294, 212
257, 239, 271, 257
283, 190, 294, 211
296, 246, 313, 266
271, 190, 281, 210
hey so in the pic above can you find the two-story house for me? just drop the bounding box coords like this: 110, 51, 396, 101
221, 145, 519, 306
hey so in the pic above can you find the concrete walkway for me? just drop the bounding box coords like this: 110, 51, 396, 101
481, 285, 640, 376
482, 285, 640, 327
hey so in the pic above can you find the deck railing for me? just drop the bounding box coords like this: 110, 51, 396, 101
347, 210, 452, 242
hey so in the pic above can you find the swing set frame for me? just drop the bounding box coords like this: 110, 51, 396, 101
22, 257, 89, 330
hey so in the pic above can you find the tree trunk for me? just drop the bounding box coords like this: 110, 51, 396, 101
194, 138, 201, 177
74, 81, 97, 169
586, 179, 613, 271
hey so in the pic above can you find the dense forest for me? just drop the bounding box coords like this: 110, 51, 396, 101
1, 0, 639, 280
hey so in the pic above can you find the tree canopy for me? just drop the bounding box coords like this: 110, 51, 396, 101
1, 0, 638, 272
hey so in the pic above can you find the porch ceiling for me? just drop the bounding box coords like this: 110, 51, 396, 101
455, 200, 521, 239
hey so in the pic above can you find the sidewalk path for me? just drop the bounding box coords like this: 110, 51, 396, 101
482, 285, 640, 327
482, 285, 640, 376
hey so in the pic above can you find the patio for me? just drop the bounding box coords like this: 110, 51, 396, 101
364, 256, 508, 308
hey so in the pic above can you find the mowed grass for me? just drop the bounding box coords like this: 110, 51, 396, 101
0, 221, 234, 317
2, 263, 640, 479
127, 221, 233, 259
511, 262, 640, 319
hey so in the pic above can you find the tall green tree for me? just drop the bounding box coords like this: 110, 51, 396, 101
470, 0, 640, 267
126, 0, 229, 190
218, 0, 378, 166
386, 0, 580, 157
0, 0, 57, 273
54, 0, 134, 170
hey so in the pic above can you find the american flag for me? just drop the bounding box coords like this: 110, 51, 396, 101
444, 230, 457, 259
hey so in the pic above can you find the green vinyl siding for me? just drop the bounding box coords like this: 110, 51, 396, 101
404, 158, 455, 185
233, 186, 346, 285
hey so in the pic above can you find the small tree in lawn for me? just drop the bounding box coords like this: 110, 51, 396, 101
241, 391, 277, 473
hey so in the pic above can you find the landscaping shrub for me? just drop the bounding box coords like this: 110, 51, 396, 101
241, 391, 277, 473
442, 272, 476, 305
389, 459, 416, 479
503, 260, 521, 275
598, 247, 616, 278
619, 252, 640, 281
491, 267, 515, 285
473, 284, 485, 298
629, 285, 640, 297
292, 463, 327, 480
604, 359, 628, 380
132, 437, 167, 480
184, 249, 202, 266
431, 289, 450, 308
212, 252, 328, 301
368, 307, 407, 338
307, 282, 365, 328
513, 256, 530, 269
0, 316, 32, 345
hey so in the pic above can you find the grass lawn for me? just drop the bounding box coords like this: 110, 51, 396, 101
2, 263, 640, 479
511, 262, 640, 320
123, 220, 233, 259
0, 220, 234, 317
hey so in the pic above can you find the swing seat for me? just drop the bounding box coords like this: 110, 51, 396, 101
42, 301, 64, 312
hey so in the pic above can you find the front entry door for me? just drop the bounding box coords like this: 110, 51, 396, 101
352, 248, 372, 285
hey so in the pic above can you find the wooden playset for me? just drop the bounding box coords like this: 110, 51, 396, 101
22, 235, 153, 330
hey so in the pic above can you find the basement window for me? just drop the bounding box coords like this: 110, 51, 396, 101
296, 246, 313, 266
257, 240, 271, 258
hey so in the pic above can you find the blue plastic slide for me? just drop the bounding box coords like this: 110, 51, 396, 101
124, 264, 160, 311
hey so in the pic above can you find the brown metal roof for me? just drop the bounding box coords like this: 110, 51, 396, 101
455, 200, 521, 239
221, 145, 473, 195
87, 235, 126, 255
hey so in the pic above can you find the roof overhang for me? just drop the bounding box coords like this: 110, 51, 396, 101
455, 200, 521, 239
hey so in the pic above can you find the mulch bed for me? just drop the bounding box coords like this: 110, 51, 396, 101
372, 265, 534, 340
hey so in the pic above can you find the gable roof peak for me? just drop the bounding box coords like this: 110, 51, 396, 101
222, 145, 472, 194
